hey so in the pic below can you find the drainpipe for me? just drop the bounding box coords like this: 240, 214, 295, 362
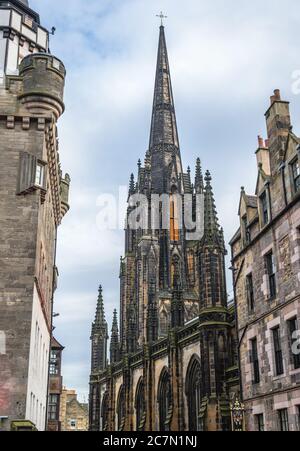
229, 259, 244, 402
45, 227, 58, 431
279, 162, 288, 207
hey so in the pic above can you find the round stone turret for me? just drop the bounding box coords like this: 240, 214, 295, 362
19, 53, 66, 119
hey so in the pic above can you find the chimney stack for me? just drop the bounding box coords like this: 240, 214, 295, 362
258, 135, 264, 148
270, 89, 281, 105
256, 135, 271, 176
265, 89, 291, 174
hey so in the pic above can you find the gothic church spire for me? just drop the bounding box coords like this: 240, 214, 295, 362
93, 285, 106, 329
149, 26, 179, 152
202, 171, 221, 246
91, 285, 108, 372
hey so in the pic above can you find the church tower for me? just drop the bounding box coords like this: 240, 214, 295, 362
0, 0, 70, 431
89, 23, 237, 432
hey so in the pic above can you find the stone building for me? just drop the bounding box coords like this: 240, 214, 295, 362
89, 25, 239, 432
47, 337, 64, 432
230, 90, 300, 431
0, 0, 69, 431
60, 389, 89, 432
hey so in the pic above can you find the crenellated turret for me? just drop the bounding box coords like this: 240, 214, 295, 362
18, 53, 66, 119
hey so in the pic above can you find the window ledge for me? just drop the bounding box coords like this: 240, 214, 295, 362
289, 368, 300, 376
272, 374, 286, 381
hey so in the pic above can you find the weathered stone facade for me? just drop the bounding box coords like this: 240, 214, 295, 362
230, 90, 300, 431
0, 0, 69, 431
89, 26, 239, 432
60, 389, 89, 432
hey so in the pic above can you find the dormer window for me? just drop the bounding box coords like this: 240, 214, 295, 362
291, 158, 300, 194
260, 191, 269, 226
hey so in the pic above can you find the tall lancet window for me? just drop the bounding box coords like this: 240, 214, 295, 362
159, 310, 168, 337
186, 356, 202, 431
170, 195, 180, 242
187, 250, 195, 287
135, 378, 146, 431
101, 392, 109, 431
117, 385, 126, 431
158, 368, 172, 431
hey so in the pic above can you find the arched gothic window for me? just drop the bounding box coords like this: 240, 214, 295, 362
117, 385, 125, 431
101, 391, 109, 431
158, 368, 172, 431
170, 195, 180, 242
135, 378, 146, 431
159, 310, 168, 337
187, 250, 195, 287
186, 356, 202, 431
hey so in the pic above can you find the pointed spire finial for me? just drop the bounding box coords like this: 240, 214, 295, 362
202, 170, 222, 246
110, 309, 120, 363
94, 284, 107, 329
205, 170, 212, 184
195, 158, 204, 193
129, 173, 135, 195
91, 284, 108, 371
112, 309, 119, 331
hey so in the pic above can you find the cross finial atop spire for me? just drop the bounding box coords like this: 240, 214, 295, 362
156, 11, 167, 26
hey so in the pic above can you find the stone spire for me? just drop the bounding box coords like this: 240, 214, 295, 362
149, 26, 179, 151
148, 26, 182, 193
202, 171, 221, 246
199, 174, 228, 308
129, 173, 135, 196
195, 158, 204, 194
93, 285, 107, 329
110, 309, 120, 364
91, 285, 108, 372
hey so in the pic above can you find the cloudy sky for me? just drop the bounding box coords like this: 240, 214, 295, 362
31, 0, 300, 400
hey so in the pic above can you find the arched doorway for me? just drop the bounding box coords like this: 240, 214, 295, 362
158, 368, 172, 431
186, 355, 201, 431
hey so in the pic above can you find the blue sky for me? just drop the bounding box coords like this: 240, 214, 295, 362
31, 0, 300, 400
